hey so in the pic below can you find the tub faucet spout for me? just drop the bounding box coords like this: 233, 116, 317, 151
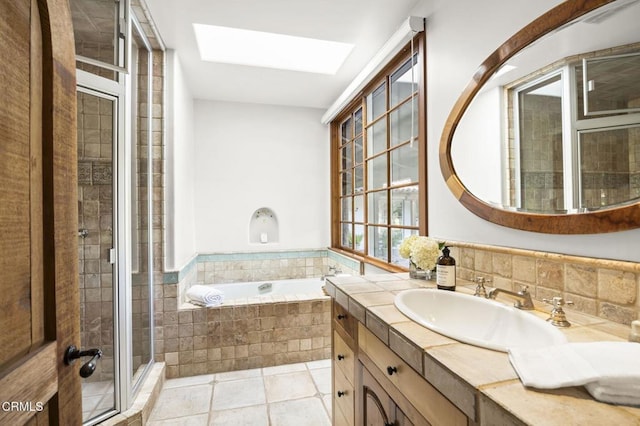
488, 286, 535, 310
321, 266, 343, 281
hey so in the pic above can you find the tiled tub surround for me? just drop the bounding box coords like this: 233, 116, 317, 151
325, 274, 640, 425
155, 249, 357, 379
160, 297, 332, 379
166, 249, 361, 306
193, 248, 361, 284
181, 278, 327, 308
449, 242, 640, 326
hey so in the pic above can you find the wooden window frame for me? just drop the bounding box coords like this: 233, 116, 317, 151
331, 35, 427, 272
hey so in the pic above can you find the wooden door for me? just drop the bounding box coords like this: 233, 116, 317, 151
0, 0, 81, 424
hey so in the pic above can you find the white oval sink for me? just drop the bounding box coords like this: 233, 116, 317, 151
394, 289, 567, 352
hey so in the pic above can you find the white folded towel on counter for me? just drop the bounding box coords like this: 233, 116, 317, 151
509, 342, 640, 406
186, 285, 224, 307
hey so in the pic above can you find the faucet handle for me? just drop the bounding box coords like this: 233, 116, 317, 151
543, 296, 573, 327
518, 285, 530, 295
543, 296, 574, 309
473, 277, 490, 298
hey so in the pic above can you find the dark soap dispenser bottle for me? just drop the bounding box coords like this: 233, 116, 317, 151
436, 246, 456, 291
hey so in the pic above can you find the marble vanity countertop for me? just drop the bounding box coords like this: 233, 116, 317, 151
325, 273, 640, 425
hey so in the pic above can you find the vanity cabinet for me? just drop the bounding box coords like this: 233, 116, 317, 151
332, 300, 358, 426
332, 299, 469, 426
362, 365, 414, 426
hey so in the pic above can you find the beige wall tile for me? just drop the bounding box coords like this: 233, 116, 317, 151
492, 253, 512, 278
597, 269, 637, 305
536, 259, 564, 291
512, 256, 536, 283
565, 264, 597, 298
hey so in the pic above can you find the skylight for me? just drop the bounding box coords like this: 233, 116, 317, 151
193, 24, 354, 75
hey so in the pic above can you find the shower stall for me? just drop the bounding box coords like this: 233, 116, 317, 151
71, 0, 158, 423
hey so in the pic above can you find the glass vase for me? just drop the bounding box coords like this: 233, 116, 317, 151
409, 261, 434, 280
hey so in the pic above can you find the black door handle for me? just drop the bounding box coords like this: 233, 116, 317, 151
64, 345, 102, 378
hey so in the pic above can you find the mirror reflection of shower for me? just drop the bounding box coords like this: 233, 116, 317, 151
451, 0, 640, 214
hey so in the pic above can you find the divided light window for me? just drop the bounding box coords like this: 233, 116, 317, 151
334, 40, 425, 268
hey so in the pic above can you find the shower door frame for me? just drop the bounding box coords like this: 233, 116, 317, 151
76, 68, 132, 425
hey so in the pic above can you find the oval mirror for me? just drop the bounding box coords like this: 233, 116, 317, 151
440, 0, 640, 233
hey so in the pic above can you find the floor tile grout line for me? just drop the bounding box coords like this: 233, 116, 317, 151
150, 360, 333, 424
261, 367, 273, 426
207, 379, 215, 426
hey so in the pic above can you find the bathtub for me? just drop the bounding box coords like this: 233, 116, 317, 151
171, 277, 332, 378
207, 277, 327, 302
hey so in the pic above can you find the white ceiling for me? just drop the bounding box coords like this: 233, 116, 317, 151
146, 0, 421, 109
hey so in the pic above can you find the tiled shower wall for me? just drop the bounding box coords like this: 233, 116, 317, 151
516, 94, 564, 211
452, 242, 640, 326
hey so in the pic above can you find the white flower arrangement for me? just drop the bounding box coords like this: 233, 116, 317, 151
399, 235, 443, 271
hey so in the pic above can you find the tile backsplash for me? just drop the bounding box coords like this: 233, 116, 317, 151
450, 242, 639, 325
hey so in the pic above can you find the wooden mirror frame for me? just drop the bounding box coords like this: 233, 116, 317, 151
439, 0, 640, 234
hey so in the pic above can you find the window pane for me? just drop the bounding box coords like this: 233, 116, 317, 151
367, 83, 386, 121
367, 120, 387, 156
390, 97, 418, 146
341, 171, 352, 195
354, 224, 365, 252
72, 0, 121, 80
583, 53, 640, 117
368, 191, 387, 225
391, 228, 418, 266
391, 143, 418, 185
390, 55, 418, 108
341, 223, 352, 248
341, 197, 352, 221
367, 226, 388, 261
341, 143, 352, 170
341, 117, 352, 144
354, 165, 364, 193
354, 195, 364, 222
354, 108, 363, 136
391, 186, 419, 227
518, 74, 564, 211
354, 136, 364, 164
367, 155, 387, 190
579, 125, 640, 209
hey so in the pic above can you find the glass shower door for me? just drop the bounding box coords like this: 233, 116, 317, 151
77, 87, 118, 423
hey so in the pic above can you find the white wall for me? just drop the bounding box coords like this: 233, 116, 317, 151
451, 86, 502, 204
194, 100, 330, 253
165, 50, 197, 270
413, 0, 640, 262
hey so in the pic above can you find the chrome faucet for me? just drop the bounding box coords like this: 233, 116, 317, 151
321, 265, 342, 280
543, 296, 573, 327
487, 285, 535, 310
473, 277, 491, 298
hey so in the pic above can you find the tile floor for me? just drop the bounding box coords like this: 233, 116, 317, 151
82, 381, 115, 422
148, 359, 332, 425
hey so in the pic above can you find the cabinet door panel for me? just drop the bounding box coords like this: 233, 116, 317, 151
362, 364, 394, 426
359, 324, 467, 426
